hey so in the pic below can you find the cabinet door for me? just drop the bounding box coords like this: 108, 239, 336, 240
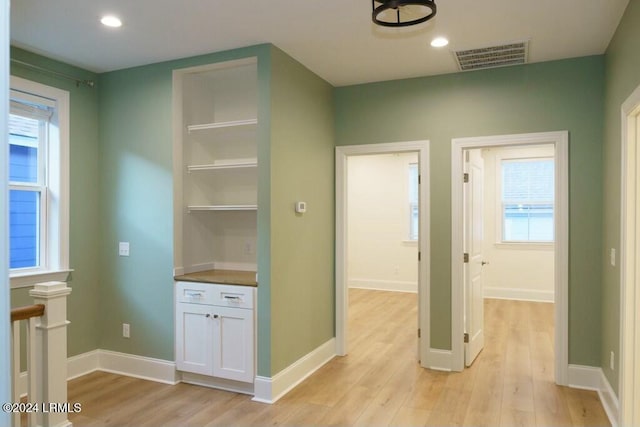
176, 303, 213, 376
212, 306, 254, 383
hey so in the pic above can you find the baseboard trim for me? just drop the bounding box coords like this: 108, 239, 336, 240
67, 349, 99, 380
483, 287, 554, 303
567, 364, 619, 427
598, 369, 619, 427
427, 348, 452, 371
567, 364, 601, 390
252, 338, 336, 404
98, 350, 179, 385
180, 372, 253, 395
16, 349, 178, 396
348, 279, 417, 293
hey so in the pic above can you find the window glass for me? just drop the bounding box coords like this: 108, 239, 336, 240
501, 158, 554, 242
8, 109, 45, 270
409, 163, 419, 240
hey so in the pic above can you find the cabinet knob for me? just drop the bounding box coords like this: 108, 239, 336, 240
213, 314, 219, 319
205, 314, 210, 318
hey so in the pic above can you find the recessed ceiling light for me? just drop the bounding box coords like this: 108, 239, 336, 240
431, 37, 449, 48
101, 15, 122, 28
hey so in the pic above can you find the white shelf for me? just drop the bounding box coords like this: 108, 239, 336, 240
187, 159, 257, 172
187, 119, 257, 133
188, 205, 258, 212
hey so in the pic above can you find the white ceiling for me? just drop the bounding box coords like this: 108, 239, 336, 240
10, 0, 629, 87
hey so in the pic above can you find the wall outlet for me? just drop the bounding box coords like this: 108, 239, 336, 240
119, 242, 130, 257
122, 323, 130, 338
610, 351, 615, 370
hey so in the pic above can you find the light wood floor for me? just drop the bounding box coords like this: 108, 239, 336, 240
62, 289, 610, 427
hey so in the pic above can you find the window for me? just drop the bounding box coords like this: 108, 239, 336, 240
501, 158, 554, 242
9, 76, 70, 287
408, 163, 419, 241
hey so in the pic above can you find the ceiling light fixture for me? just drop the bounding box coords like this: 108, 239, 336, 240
100, 15, 122, 28
430, 37, 449, 47
372, 0, 437, 27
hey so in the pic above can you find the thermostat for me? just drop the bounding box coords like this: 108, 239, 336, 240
295, 201, 307, 213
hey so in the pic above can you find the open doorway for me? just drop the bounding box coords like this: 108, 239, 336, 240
462, 145, 556, 367
335, 141, 430, 366
451, 131, 569, 385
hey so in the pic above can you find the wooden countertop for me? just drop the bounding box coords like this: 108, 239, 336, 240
174, 269, 257, 287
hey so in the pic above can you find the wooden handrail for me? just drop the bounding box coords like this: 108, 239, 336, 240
10, 304, 45, 323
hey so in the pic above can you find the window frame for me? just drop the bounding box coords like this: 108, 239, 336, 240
496, 154, 555, 246
9, 76, 71, 288
408, 162, 419, 242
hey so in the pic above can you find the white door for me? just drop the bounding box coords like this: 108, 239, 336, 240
176, 302, 214, 376
464, 149, 485, 366
212, 306, 254, 383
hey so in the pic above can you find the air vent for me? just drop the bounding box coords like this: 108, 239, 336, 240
454, 41, 529, 72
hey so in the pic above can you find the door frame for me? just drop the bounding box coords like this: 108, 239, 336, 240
1, 1, 11, 422
620, 83, 640, 427
451, 131, 569, 384
335, 141, 430, 366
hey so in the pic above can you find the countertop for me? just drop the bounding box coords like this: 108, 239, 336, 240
174, 269, 257, 287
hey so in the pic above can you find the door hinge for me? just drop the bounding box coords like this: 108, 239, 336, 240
418, 174, 421, 185
418, 251, 421, 261
418, 328, 421, 338
464, 333, 469, 343
463, 173, 469, 183
463, 253, 469, 263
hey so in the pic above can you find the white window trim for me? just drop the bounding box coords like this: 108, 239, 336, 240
9, 76, 71, 289
408, 162, 419, 241
495, 152, 555, 244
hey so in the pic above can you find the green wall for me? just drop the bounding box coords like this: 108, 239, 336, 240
602, 0, 640, 394
97, 44, 335, 375
97, 45, 272, 362
334, 56, 605, 365
10, 47, 101, 359
269, 46, 335, 375
10, 43, 335, 378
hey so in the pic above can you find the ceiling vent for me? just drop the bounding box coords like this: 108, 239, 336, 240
453, 41, 529, 72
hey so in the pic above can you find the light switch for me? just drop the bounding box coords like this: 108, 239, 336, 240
610, 248, 616, 267
119, 242, 130, 257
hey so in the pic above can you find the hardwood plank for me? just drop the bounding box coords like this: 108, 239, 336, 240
63, 293, 610, 427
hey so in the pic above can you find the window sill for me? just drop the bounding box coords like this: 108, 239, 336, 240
402, 240, 418, 246
494, 242, 554, 250
10, 269, 73, 289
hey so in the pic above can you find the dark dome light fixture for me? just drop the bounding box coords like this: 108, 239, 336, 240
372, 0, 437, 27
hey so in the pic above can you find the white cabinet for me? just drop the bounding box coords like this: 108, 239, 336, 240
175, 281, 255, 383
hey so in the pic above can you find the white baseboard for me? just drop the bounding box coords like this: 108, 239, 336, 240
180, 372, 253, 395
568, 364, 601, 390
598, 370, 619, 427
67, 350, 99, 380
348, 279, 417, 293
426, 348, 452, 371
567, 364, 619, 427
252, 338, 336, 404
483, 287, 554, 303
98, 350, 179, 385
17, 349, 178, 396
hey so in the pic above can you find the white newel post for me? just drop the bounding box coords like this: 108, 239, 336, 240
29, 281, 72, 427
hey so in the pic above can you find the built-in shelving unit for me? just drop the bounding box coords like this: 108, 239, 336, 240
173, 57, 258, 277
